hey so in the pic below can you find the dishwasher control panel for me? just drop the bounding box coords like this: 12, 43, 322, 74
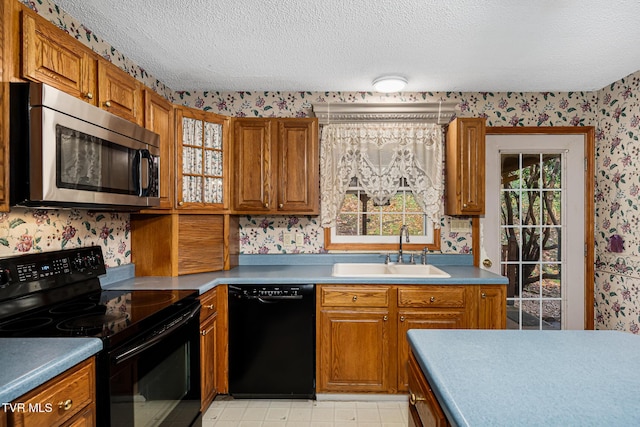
231, 284, 315, 299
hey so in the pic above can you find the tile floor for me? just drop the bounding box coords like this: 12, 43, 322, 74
202, 396, 409, 427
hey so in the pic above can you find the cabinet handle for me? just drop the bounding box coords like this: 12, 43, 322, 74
58, 399, 73, 411
279, 203, 284, 208
352, 295, 358, 302
201, 330, 207, 336
409, 393, 426, 406
481, 292, 487, 299
383, 315, 388, 321
85, 92, 93, 100
429, 296, 435, 303
204, 304, 215, 310
400, 316, 405, 322
104, 100, 112, 107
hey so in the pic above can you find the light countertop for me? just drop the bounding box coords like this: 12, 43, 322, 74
407, 329, 640, 426
0, 338, 103, 403
102, 254, 507, 294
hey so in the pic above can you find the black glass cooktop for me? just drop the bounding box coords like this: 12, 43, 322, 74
0, 287, 198, 346
0, 246, 198, 348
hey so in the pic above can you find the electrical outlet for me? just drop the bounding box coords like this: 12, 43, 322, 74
283, 232, 294, 248
450, 219, 472, 233
296, 233, 304, 246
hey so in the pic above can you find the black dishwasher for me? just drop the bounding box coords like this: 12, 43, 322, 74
228, 284, 315, 398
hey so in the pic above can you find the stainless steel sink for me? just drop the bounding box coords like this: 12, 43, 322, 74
331, 263, 450, 278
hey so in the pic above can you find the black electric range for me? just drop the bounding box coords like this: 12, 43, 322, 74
0, 246, 202, 427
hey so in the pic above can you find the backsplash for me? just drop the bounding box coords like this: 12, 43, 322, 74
0, 208, 130, 267
15, 0, 640, 332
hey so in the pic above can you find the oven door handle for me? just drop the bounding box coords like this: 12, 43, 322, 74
112, 303, 200, 365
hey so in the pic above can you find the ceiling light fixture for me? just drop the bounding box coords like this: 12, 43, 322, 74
372, 76, 408, 93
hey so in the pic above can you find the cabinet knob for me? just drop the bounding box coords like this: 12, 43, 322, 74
58, 399, 73, 411
409, 393, 426, 406
482, 259, 493, 268
352, 295, 358, 302
279, 203, 284, 208
383, 315, 388, 321
463, 203, 468, 208
104, 100, 112, 108
178, 201, 184, 206
201, 330, 207, 336
264, 202, 269, 208
429, 296, 435, 303
85, 92, 93, 100
481, 292, 487, 299
400, 316, 405, 322
204, 304, 214, 310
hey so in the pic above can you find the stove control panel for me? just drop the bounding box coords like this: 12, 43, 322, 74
0, 246, 106, 290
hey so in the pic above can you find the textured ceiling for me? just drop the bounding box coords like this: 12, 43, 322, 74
51, 0, 640, 92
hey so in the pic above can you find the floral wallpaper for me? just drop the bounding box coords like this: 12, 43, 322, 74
593, 73, 640, 332
11, 0, 640, 332
0, 208, 131, 267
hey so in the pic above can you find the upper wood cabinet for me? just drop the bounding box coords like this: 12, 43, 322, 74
445, 117, 486, 215
175, 107, 230, 211
21, 7, 96, 103
97, 60, 143, 125
143, 89, 174, 209
232, 117, 319, 215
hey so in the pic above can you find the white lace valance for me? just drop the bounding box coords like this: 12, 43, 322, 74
320, 122, 443, 228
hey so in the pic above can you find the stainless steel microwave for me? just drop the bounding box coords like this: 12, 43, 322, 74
10, 82, 160, 210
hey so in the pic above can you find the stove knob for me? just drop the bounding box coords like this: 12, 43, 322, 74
0, 268, 11, 286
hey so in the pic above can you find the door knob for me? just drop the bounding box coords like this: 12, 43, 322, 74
483, 259, 492, 268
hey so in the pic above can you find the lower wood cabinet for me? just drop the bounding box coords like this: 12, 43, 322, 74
6, 357, 95, 427
316, 284, 505, 394
408, 350, 450, 427
199, 286, 228, 411
318, 308, 392, 393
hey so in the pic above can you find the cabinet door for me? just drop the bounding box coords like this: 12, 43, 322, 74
317, 309, 391, 393
397, 309, 466, 391
21, 8, 96, 103
408, 351, 450, 427
478, 285, 506, 329
143, 89, 174, 209
233, 118, 272, 212
445, 117, 486, 215
200, 312, 218, 411
275, 119, 319, 214
97, 60, 143, 125
176, 108, 229, 210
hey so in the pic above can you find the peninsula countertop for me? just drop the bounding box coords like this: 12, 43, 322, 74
0, 338, 103, 404
407, 329, 640, 426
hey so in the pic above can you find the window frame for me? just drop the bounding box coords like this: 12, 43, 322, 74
324, 178, 441, 252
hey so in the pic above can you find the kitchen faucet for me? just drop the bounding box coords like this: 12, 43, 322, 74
398, 225, 410, 263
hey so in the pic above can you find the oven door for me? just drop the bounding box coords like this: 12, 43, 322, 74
106, 302, 201, 427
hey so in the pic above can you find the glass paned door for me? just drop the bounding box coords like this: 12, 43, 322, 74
501, 153, 563, 329
481, 133, 586, 330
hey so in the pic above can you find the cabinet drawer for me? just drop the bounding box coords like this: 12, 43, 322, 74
9, 358, 95, 427
199, 288, 218, 322
398, 286, 465, 308
321, 286, 390, 307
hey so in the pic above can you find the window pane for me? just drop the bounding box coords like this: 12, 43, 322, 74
405, 193, 422, 213
405, 215, 425, 235
380, 214, 403, 235
340, 193, 359, 213
336, 213, 358, 235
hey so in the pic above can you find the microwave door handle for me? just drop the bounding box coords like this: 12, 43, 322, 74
136, 149, 152, 197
